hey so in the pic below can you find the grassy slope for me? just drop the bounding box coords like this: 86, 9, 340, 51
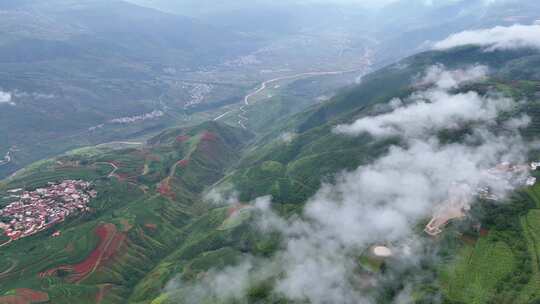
3, 46, 540, 303
225, 46, 540, 205
0, 121, 251, 303
213, 47, 540, 304
434, 53, 540, 304
128, 47, 540, 303
442, 237, 516, 303
520, 209, 540, 302
440, 183, 540, 304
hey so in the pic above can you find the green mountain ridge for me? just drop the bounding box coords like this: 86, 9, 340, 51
3, 45, 540, 303
0, 121, 254, 303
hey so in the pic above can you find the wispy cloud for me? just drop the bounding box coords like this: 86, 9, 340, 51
334, 65, 507, 138
434, 24, 540, 51
0, 90, 13, 105
265, 66, 530, 302
165, 65, 532, 303
418, 64, 488, 90
165, 260, 257, 304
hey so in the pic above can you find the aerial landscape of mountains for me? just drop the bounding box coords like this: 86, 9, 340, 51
2, 0, 540, 303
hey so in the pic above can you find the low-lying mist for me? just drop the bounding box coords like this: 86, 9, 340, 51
163, 61, 534, 303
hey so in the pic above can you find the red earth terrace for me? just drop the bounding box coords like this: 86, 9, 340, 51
0, 180, 97, 241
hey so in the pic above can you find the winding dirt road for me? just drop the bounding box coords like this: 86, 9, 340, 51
242, 69, 363, 106
96, 141, 142, 148
0, 238, 12, 248
214, 67, 371, 129
0, 258, 17, 279
94, 162, 119, 178
213, 110, 234, 121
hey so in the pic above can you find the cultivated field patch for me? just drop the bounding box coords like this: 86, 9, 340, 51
40, 223, 125, 283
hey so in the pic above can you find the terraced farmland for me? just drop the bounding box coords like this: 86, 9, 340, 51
442, 237, 516, 304
0, 121, 251, 303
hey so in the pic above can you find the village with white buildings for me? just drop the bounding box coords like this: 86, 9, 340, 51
0, 180, 96, 242
109, 110, 164, 124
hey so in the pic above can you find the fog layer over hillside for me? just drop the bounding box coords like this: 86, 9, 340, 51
164, 37, 536, 303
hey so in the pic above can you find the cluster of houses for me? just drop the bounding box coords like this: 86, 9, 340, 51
0, 180, 96, 241
109, 110, 164, 124
425, 161, 539, 236
183, 83, 213, 108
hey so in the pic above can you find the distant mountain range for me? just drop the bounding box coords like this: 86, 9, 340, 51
0, 0, 254, 67
0, 0, 259, 179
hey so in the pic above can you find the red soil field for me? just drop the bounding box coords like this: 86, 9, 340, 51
146, 154, 161, 162
479, 228, 490, 237
201, 131, 217, 142
177, 159, 190, 168
227, 204, 248, 217
70, 224, 125, 282
176, 135, 191, 143
157, 178, 175, 199
0, 289, 49, 304
40, 224, 125, 283
144, 223, 158, 230
95, 284, 113, 304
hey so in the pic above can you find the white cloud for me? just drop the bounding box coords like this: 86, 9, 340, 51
434, 24, 540, 51
255, 128, 528, 303
254, 66, 530, 303
295, 0, 397, 6
204, 185, 239, 206
279, 132, 297, 144
293, 0, 488, 7
418, 64, 488, 90
334, 65, 510, 139
165, 260, 256, 304
13, 91, 55, 100
0, 89, 55, 106
504, 115, 531, 130
0, 90, 13, 105
164, 65, 533, 303
335, 90, 511, 138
